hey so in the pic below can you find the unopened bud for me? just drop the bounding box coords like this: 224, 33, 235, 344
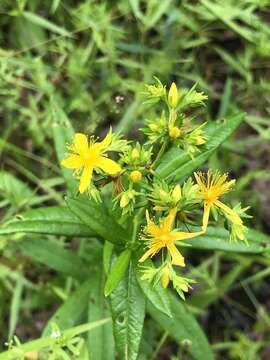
161, 267, 170, 288
131, 148, 140, 159
120, 193, 129, 208
168, 82, 178, 108
169, 126, 181, 139
181, 338, 192, 350
149, 123, 158, 131
172, 184, 181, 203
130, 170, 142, 183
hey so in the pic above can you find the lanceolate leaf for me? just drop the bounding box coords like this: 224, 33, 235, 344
0, 206, 94, 237
17, 238, 89, 280
88, 269, 115, 360
43, 278, 94, 336
109, 261, 145, 360
66, 197, 127, 246
157, 112, 245, 180
185, 227, 270, 254
147, 292, 214, 360
105, 249, 132, 297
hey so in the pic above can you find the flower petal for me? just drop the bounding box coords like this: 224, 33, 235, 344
139, 248, 156, 263
169, 229, 204, 241
167, 243, 185, 267
74, 133, 89, 154
162, 207, 177, 232
214, 200, 243, 225
96, 156, 121, 175
79, 166, 93, 193
202, 203, 211, 231
99, 132, 112, 150
61, 155, 83, 169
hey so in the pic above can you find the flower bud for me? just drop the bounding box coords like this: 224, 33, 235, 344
130, 170, 142, 183
131, 148, 140, 159
149, 123, 158, 131
172, 184, 181, 203
169, 126, 181, 139
168, 82, 178, 108
161, 266, 170, 288
120, 193, 129, 208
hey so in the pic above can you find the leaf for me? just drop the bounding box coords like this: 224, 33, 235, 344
147, 292, 214, 360
8, 273, 24, 340
0, 206, 94, 237
23, 11, 70, 37
50, 99, 77, 193
105, 249, 132, 297
43, 278, 94, 336
17, 238, 89, 280
157, 112, 245, 180
109, 261, 145, 360
88, 269, 115, 360
185, 227, 270, 254
135, 262, 172, 318
66, 197, 127, 246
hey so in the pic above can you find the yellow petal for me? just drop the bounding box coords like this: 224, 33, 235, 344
168, 82, 178, 108
167, 243, 185, 267
98, 132, 112, 150
169, 229, 204, 241
214, 200, 243, 225
79, 166, 93, 193
139, 248, 155, 263
95, 156, 121, 175
202, 203, 211, 231
74, 133, 89, 154
162, 208, 177, 232
61, 155, 83, 169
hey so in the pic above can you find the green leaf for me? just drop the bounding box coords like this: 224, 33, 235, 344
135, 262, 172, 318
109, 261, 145, 360
50, 99, 77, 193
105, 249, 132, 297
185, 227, 270, 254
66, 197, 127, 246
23, 11, 70, 37
17, 238, 89, 280
43, 278, 94, 336
157, 112, 245, 180
147, 292, 214, 360
88, 269, 115, 360
0, 206, 94, 237
8, 272, 24, 340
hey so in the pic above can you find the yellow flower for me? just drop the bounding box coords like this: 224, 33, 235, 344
61, 132, 121, 193
194, 170, 243, 231
169, 126, 181, 139
139, 208, 203, 267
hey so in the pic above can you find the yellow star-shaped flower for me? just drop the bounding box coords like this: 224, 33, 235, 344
61, 132, 121, 193
139, 208, 203, 267
194, 170, 243, 231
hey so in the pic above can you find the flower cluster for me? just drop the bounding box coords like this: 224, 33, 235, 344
61, 79, 249, 298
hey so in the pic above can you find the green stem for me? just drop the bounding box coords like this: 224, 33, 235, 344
152, 138, 169, 169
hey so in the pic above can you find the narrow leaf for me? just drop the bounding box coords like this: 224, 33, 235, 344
105, 249, 132, 297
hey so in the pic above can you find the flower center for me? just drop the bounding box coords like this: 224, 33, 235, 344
160, 234, 168, 244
